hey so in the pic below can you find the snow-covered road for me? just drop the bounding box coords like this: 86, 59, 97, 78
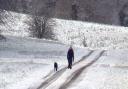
35, 50, 104, 89
1, 36, 128, 89
36, 51, 94, 89
0, 36, 90, 89
59, 50, 104, 89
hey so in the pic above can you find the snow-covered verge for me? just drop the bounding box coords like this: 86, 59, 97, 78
0, 36, 89, 89
0, 63, 52, 89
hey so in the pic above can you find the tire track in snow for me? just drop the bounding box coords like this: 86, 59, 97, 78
59, 50, 105, 89
36, 51, 94, 89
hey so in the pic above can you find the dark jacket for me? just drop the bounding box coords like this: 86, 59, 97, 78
54, 62, 58, 68
67, 48, 74, 62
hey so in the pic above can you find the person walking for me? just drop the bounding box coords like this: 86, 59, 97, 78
54, 62, 58, 72
67, 46, 74, 69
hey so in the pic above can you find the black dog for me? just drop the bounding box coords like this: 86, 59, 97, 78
54, 62, 58, 72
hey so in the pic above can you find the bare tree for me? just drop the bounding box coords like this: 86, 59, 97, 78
27, 15, 55, 39
0, 9, 6, 40
27, 0, 56, 39
0, 9, 3, 36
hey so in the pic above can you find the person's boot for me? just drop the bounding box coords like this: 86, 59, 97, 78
70, 66, 72, 69
68, 64, 70, 69
69, 64, 72, 69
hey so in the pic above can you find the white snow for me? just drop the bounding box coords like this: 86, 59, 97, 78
0, 63, 52, 89
1, 11, 128, 49
45, 50, 103, 89
53, 19, 128, 49
0, 11, 128, 89
67, 50, 128, 89
0, 11, 30, 37
0, 36, 89, 89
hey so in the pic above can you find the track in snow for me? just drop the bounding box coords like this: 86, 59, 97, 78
36, 51, 94, 89
59, 50, 105, 89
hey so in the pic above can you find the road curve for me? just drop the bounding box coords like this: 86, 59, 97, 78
59, 50, 105, 89
36, 51, 94, 89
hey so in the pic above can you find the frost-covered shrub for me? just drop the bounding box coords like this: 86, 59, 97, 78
27, 16, 55, 39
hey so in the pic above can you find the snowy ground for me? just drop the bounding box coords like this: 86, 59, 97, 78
67, 50, 128, 89
1, 36, 128, 89
30, 49, 128, 89
0, 11, 128, 89
0, 63, 52, 89
0, 36, 89, 89
1, 11, 128, 49
53, 19, 128, 49
0, 11, 29, 37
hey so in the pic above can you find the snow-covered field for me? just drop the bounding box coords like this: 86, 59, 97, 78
1, 11, 128, 49
0, 36, 89, 89
0, 11, 29, 37
0, 63, 52, 89
1, 36, 128, 89
0, 11, 128, 89
53, 19, 128, 49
